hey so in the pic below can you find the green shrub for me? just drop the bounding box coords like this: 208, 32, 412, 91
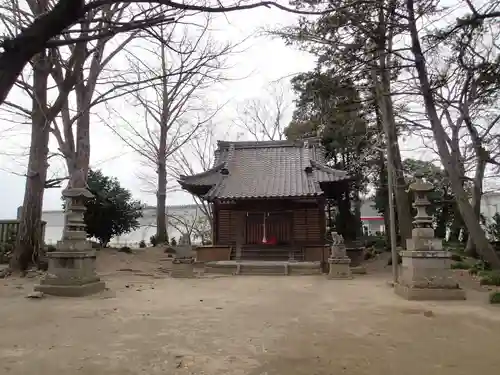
451, 261, 470, 270
364, 249, 375, 260
90, 240, 101, 249
444, 242, 465, 253
489, 291, 500, 304
150, 234, 157, 247
139, 240, 146, 248
373, 236, 387, 250
46, 245, 56, 252
118, 246, 132, 254
450, 253, 463, 262
0, 229, 16, 264
479, 271, 500, 286
0, 243, 12, 264
468, 260, 492, 275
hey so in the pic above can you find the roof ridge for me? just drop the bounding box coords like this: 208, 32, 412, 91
216, 139, 321, 150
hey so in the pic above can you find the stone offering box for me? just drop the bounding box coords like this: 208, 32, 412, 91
170, 257, 195, 278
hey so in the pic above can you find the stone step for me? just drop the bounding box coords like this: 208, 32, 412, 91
231, 248, 304, 261
238, 264, 286, 276
203, 261, 322, 276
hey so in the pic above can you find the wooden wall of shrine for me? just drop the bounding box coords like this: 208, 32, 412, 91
214, 199, 326, 247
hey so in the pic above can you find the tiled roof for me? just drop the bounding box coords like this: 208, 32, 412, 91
179, 138, 349, 200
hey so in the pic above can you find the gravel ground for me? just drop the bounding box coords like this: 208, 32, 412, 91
0, 249, 499, 375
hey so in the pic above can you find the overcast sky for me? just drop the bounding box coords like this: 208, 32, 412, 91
0, 6, 319, 219
1, 2, 496, 220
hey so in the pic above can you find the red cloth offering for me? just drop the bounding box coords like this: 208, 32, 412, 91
268, 236, 277, 245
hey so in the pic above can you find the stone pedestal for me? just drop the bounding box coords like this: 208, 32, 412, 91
394, 174, 465, 301
34, 187, 106, 297
35, 249, 105, 296
170, 259, 195, 278
327, 257, 352, 279
326, 232, 352, 279
395, 250, 465, 300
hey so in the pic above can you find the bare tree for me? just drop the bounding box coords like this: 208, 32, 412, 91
275, 0, 414, 248
48, 3, 157, 181
0, 0, 325, 105
234, 81, 291, 141
108, 17, 230, 244
168, 125, 220, 241
167, 208, 211, 245
2, 1, 144, 271
3, 0, 86, 271
406, 0, 500, 267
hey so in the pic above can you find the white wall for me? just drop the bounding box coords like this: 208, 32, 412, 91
42, 194, 500, 245
481, 192, 500, 223
42, 204, 209, 246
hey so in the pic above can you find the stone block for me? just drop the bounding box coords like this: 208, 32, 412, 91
394, 283, 466, 301
35, 251, 105, 297
411, 227, 435, 239
56, 239, 92, 252
395, 250, 465, 301
406, 237, 443, 251
170, 261, 195, 278
351, 266, 367, 275
35, 281, 106, 297
288, 261, 322, 275
326, 257, 352, 279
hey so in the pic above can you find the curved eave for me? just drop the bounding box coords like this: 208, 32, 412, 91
178, 162, 226, 186
178, 180, 214, 197
310, 160, 351, 182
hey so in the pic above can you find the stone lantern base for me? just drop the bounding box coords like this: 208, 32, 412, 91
34, 241, 105, 297
394, 250, 465, 301
326, 257, 352, 279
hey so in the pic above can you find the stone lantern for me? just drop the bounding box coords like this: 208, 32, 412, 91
394, 172, 465, 300
35, 186, 106, 296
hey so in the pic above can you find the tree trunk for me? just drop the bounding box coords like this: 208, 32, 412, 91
74, 77, 92, 185
465, 156, 486, 257
155, 37, 170, 245
406, 0, 500, 268
435, 193, 449, 239
379, 69, 413, 246
10, 50, 50, 272
0, 0, 84, 104
371, 59, 413, 247
156, 154, 168, 244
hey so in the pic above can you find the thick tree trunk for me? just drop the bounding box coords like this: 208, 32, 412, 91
435, 193, 449, 239
155, 38, 169, 245
353, 193, 362, 238
10, 51, 50, 272
371, 62, 413, 247
465, 156, 486, 257
406, 0, 500, 268
380, 71, 413, 246
156, 154, 168, 244
70, 70, 92, 183
372, 1, 413, 247
0, 0, 84, 104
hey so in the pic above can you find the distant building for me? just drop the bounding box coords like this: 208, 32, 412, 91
360, 200, 385, 235
42, 204, 208, 246
481, 192, 500, 223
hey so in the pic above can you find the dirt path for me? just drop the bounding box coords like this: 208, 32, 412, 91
1, 250, 499, 375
